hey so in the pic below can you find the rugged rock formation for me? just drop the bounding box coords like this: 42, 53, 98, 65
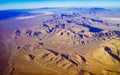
1, 8, 120, 75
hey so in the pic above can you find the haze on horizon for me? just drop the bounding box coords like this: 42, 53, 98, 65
0, 0, 120, 10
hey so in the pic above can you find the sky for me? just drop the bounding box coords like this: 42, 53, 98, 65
0, 0, 120, 10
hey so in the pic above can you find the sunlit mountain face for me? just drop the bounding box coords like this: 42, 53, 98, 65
0, 0, 120, 75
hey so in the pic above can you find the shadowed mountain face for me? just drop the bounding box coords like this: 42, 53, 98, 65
104, 46, 120, 62
0, 7, 120, 75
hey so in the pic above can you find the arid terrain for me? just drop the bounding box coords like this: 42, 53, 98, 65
0, 7, 120, 75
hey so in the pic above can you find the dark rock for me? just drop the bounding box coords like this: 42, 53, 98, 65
42, 24, 49, 27
15, 30, 21, 36
89, 27, 103, 33
26, 30, 32, 37
69, 59, 78, 66
91, 18, 103, 23
79, 55, 86, 62
81, 41, 85, 45
78, 34, 83, 39
67, 32, 70, 35
17, 46, 20, 49
42, 53, 50, 58
104, 46, 120, 62
61, 54, 78, 66
66, 20, 72, 23
61, 54, 69, 59
28, 54, 35, 60
84, 35, 89, 38
60, 32, 64, 36
46, 28, 54, 33
38, 42, 44, 46
33, 31, 42, 37
61, 24, 65, 29
114, 31, 120, 36
80, 24, 103, 33
104, 46, 111, 52
55, 24, 60, 28
61, 14, 72, 18
46, 49, 59, 56
81, 30, 85, 33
